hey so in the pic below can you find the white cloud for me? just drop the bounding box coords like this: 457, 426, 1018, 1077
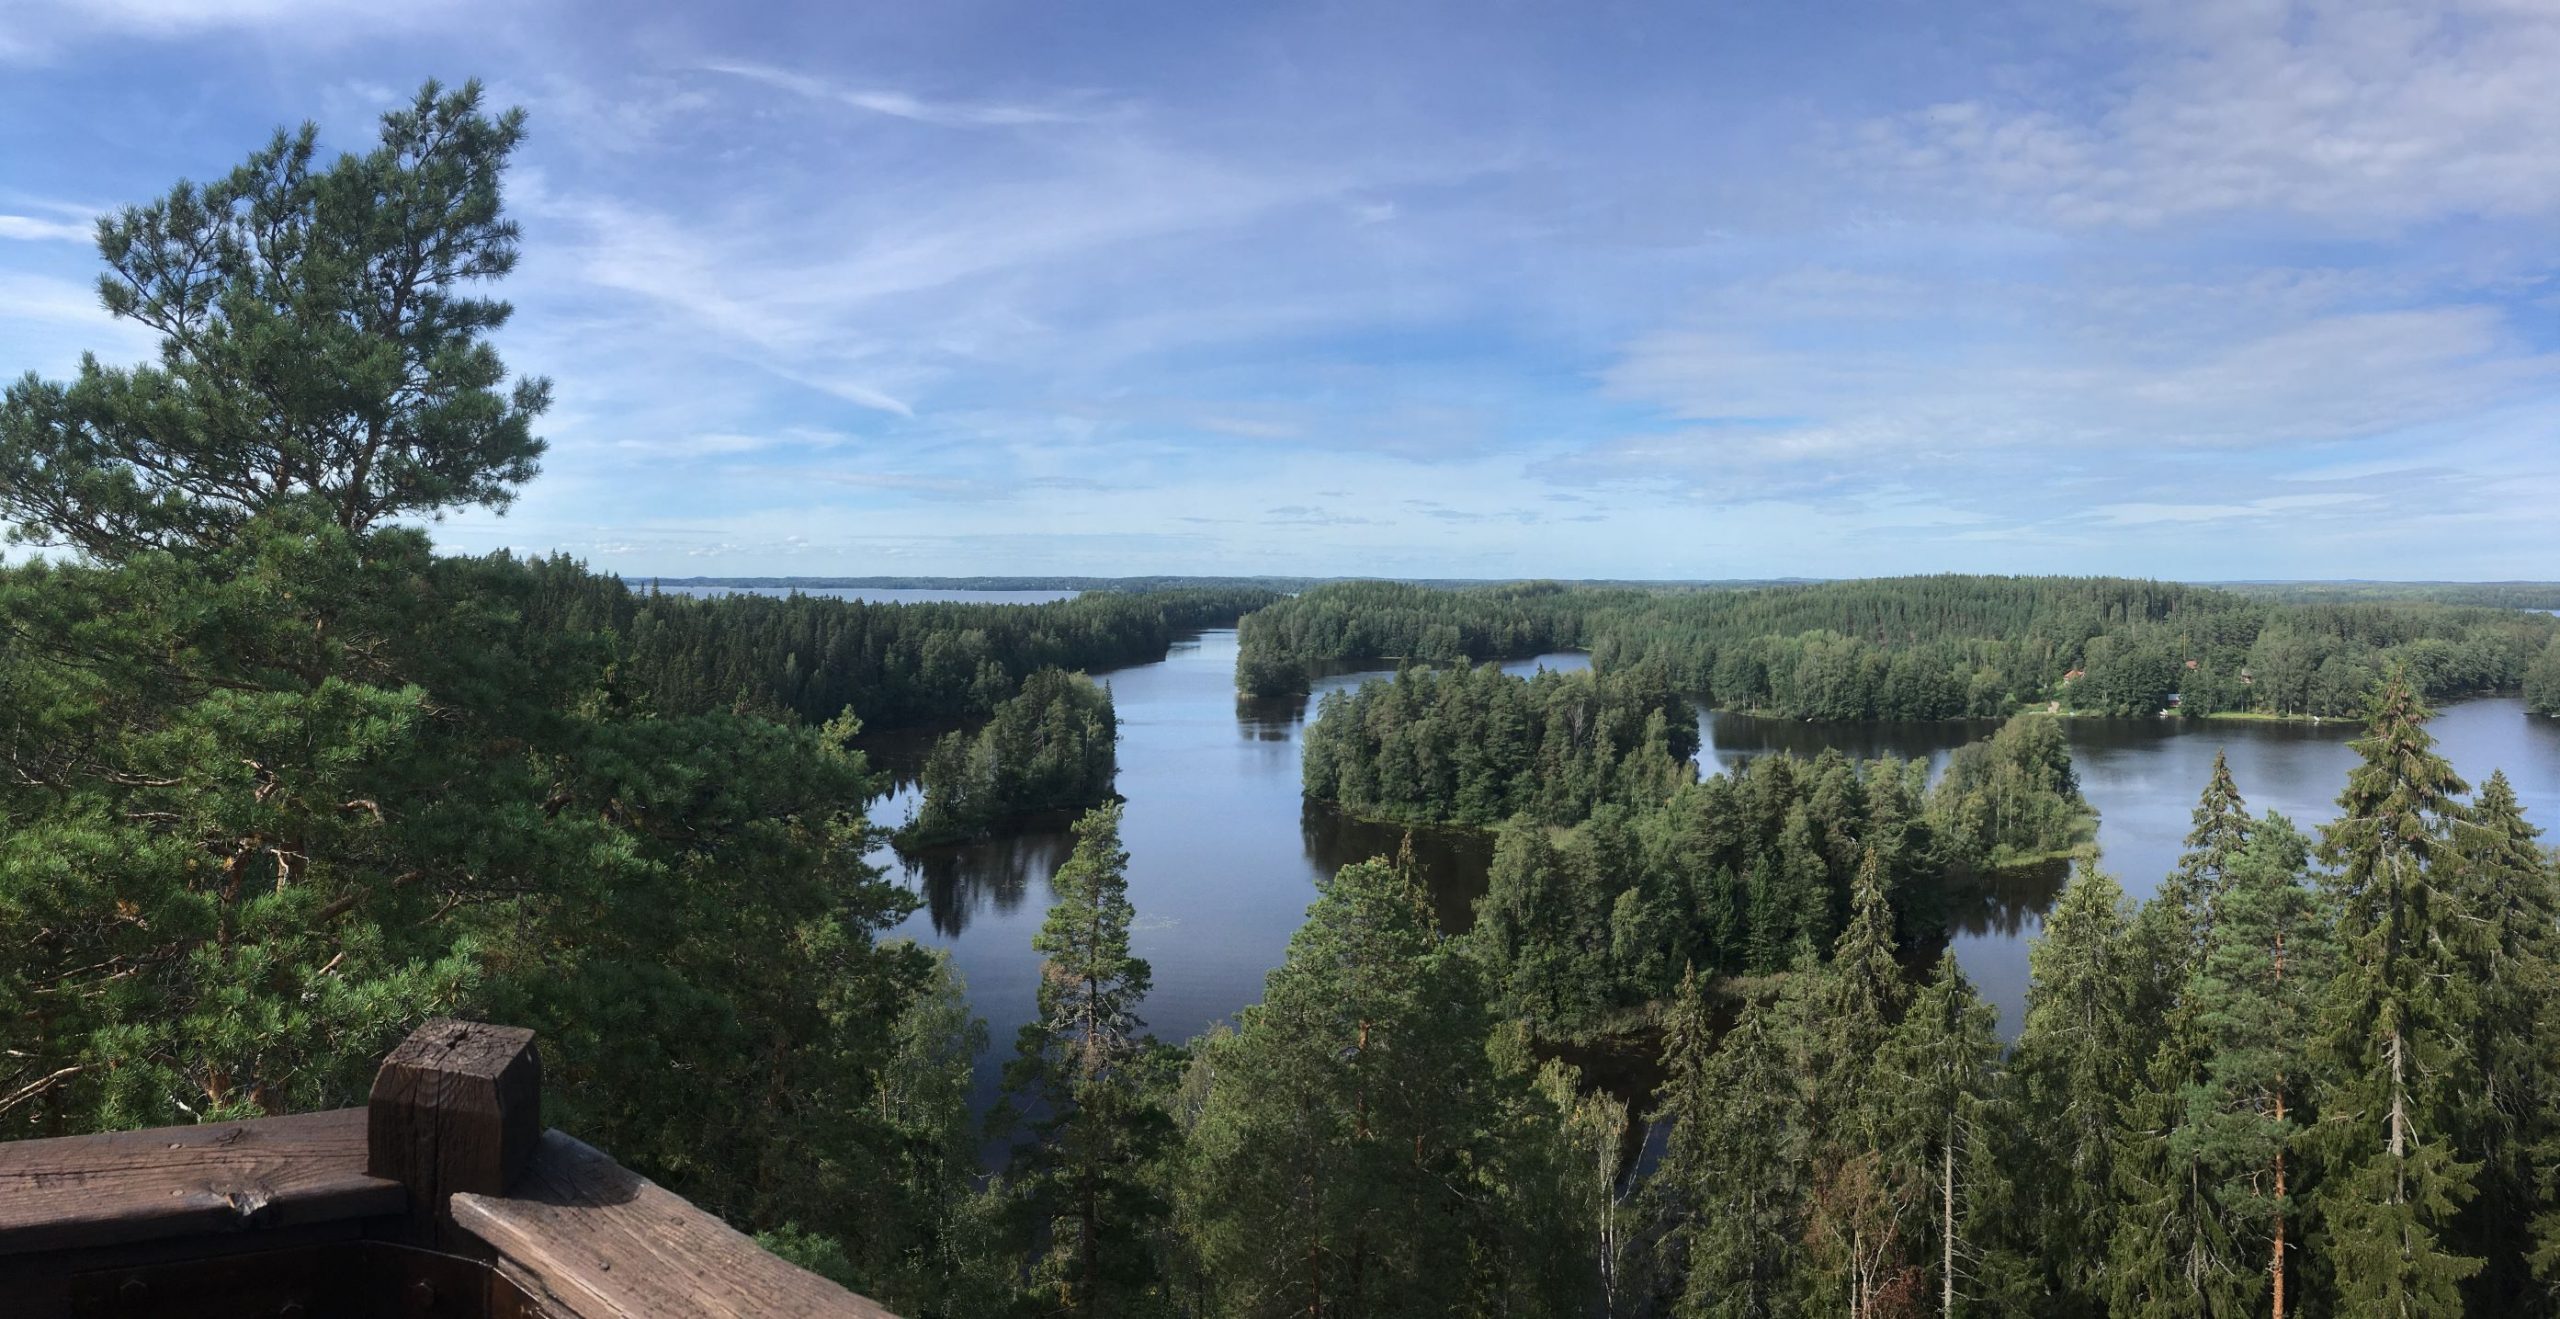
1856, 0, 2560, 229
0, 0, 480, 60
0, 214, 92, 242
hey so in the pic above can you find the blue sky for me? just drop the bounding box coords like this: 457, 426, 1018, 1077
3, 0, 2555, 579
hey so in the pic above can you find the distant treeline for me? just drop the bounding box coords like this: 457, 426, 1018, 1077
522, 564, 1278, 728
2534, 640, 2560, 717
641, 574, 1812, 595
643, 574, 1324, 594
2221, 580, 2560, 609
903, 670, 1118, 847
1238, 575, 2560, 719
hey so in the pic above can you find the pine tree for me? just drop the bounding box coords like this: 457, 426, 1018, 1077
2005, 863, 2136, 1317
997, 803, 1170, 1317
2310, 672, 2482, 1313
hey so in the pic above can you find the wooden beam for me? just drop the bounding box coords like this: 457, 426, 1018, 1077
368, 1018, 542, 1248
0, 1108, 403, 1256
452, 1130, 897, 1318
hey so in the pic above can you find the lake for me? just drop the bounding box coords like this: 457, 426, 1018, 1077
638, 583, 1081, 605
856, 622, 2560, 1129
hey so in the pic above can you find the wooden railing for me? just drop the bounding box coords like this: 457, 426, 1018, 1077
0, 1020, 897, 1318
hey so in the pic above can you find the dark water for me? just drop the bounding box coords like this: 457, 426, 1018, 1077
642, 584, 1079, 605
854, 622, 2560, 1132
863, 633, 1586, 1120
1699, 700, 2560, 1032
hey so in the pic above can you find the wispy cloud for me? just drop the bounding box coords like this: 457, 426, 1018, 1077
1851, 0, 2560, 230
698, 59, 1112, 129
0, 214, 92, 242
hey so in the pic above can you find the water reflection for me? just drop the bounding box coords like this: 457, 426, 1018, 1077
895, 831, 1077, 937
842, 609, 2560, 1135
1299, 801, 1496, 934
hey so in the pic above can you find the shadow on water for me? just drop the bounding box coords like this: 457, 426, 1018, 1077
894, 829, 1078, 939
1299, 802, 1497, 934
1944, 857, 2074, 942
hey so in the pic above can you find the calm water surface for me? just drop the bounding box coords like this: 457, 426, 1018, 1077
863, 632, 1584, 1120
1702, 699, 2560, 1030
641, 584, 1079, 605
846, 617, 2560, 1129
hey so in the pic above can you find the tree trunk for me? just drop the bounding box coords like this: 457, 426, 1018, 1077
1942, 1126, 1955, 1318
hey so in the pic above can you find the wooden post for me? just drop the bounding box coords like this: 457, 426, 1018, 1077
368, 1019, 541, 1249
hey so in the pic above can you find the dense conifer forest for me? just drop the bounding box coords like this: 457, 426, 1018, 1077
903, 669, 1119, 847
12, 83, 2560, 1319
522, 562, 1273, 728
1238, 577, 2560, 720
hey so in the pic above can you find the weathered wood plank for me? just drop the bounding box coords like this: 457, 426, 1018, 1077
0, 1108, 403, 1255
369, 1017, 542, 1249
452, 1131, 897, 1319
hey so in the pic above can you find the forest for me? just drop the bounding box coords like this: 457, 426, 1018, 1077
525, 563, 1273, 729
903, 669, 1120, 847
11, 80, 2560, 1319
1237, 577, 2560, 720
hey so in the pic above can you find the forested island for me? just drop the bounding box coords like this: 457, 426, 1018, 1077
11, 80, 2560, 1319
1239, 577, 2560, 721
902, 669, 1119, 847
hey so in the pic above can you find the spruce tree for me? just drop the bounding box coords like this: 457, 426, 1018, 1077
1179, 856, 1593, 1316
1882, 953, 2008, 1319
1651, 971, 1817, 1319
2447, 771, 2560, 1312
2005, 862, 2136, 1317
2310, 672, 2482, 1313
1806, 849, 1920, 1316
2111, 814, 2331, 1319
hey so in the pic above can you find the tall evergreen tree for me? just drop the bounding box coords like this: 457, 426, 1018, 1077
1179, 856, 1591, 1317
1805, 850, 1922, 1316
2004, 863, 2137, 1317
1649, 970, 1817, 1319
2110, 815, 2331, 1319
2447, 771, 2560, 1312
1882, 954, 2009, 1318
997, 803, 1171, 1317
0, 83, 966, 1306
2310, 672, 2482, 1313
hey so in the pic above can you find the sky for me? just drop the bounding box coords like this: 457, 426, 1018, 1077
2, 0, 2556, 580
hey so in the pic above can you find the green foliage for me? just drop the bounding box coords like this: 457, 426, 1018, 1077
1646, 971, 1816, 1319
2003, 865, 2138, 1316
1301, 661, 1696, 827
904, 669, 1118, 847
2527, 637, 2560, 717
993, 804, 1174, 1317
2310, 672, 2484, 1313
1931, 715, 2095, 865
0, 85, 983, 1315
1176, 857, 1598, 1317
527, 574, 1274, 729
1236, 575, 2559, 718
0, 80, 547, 560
